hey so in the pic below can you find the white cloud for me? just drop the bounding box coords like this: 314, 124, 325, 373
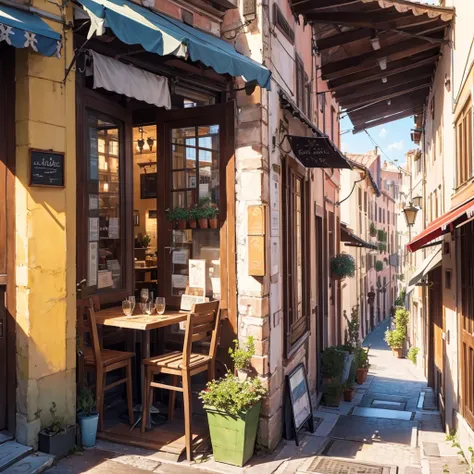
387, 140, 404, 151
379, 128, 388, 139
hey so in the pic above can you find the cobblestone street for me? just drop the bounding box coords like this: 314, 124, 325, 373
46, 320, 470, 474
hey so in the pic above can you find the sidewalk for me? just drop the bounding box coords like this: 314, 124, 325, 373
46, 320, 470, 474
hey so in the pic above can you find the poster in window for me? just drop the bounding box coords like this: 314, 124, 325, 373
89, 194, 99, 211
98, 270, 113, 289
89, 128, 99, 181
106, 259, 121, 288
88, 242, 98, 286
108, 217, 119, 239
189, 259, 206, 291
172, 249, 189, 265
89, 217, 99, 242
172, 274, 188, 289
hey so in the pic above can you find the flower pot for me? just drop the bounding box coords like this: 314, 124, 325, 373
236, 369, 249, 382
393, 347, 403, 358
356, 368, 368, 384
189, 219, 197, 229
343, 389, 354, 402
79, 413, 99, 447
205, 401, 261, 467
209, 218, 219, 229
39, 425, 76, 459
178, 219, 187, 230
198, 218, 209, 229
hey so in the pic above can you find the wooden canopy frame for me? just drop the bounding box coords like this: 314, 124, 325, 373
291, 0, 454, 132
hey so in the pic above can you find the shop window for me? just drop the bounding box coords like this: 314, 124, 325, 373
283, 157, 309, 356
87, 113, 124, 291
456, 97, 473, 187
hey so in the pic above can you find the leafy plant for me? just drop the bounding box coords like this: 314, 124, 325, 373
165, 207, 189, 221
354, 346, 370, 369
369, 222, 377, 237
378, 242, 387, 253
45, 402, 66, 434
77, 387, 96, 417
395, 307, 410, 327
375, 260, 383, 272
394, 289, 406, 307
229, 336, 255, 372
321, 346, 345, 378
195, 198, 219, 219
385, 328, 405, 349
377, 229, 387, 242
199, 373, 266, 415
330, 253, 356, 279
343, 306, 360, 352
141, 234, 151, 248
322, 379, 343, 405
408, 347, 419, 365
342, 379, 354, 391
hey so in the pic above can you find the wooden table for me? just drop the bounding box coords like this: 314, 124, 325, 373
95, 307, 189, 428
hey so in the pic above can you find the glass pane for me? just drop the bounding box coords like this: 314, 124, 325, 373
172, 171, 186, 190
172, 144, 196, 170
87, 113, 122, 290
172, 191, 186, 208
197, 125, 220, 204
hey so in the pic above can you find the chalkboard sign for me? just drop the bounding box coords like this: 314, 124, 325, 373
140, 172, 157, 199
286, 136, 352, 169
284, 363, 314, 445
30, 149, 65, 187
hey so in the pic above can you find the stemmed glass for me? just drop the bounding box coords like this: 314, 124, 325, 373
127, 296, 136, 314
155, 297, 166, 315
122, 299, 133, 317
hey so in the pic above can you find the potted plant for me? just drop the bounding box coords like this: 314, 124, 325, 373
39, 402, 76, 459
199, 345, 266, 467
141, 234, 151, 248
188, 207, 199, 229
322, 379, 343, 407
354, 347, 370, 384
369, 222, 377, 237
166, 207, 189, 230
321, 346, 345, 384
385, 328, 405, 358
342, 380, 355, 402
207, 206, 219, 229
375, 260, 383, 272
330, 253, 356, 280
77, 387, 99, 448
228, 336, 255, 381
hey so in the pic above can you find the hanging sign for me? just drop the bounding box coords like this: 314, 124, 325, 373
30, 149, 65, 187
286, 136, 352, 169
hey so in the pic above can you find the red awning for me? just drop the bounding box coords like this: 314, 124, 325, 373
407, 197, 474, 252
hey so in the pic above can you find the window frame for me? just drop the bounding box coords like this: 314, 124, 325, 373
282, 156, 310, 357
456, 97, 473, 188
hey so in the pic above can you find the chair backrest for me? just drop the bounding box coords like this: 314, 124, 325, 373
84, 297, 102, 366
182, 300, 220, 368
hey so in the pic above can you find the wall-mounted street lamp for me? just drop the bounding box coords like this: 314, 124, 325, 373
403, 204, 419, 227
412, 195, 423, 208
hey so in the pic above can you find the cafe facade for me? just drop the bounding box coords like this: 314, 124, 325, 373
1, 0, 348, 455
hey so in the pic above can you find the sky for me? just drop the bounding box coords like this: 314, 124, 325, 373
339, 0, 438, 166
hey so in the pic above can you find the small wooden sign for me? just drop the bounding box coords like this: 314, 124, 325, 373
249, 235, 265, 276
248, 205, 266, 235
30, 149, 65, 187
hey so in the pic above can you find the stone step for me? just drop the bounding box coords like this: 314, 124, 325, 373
0, 441, 33, 472
2, 453, 55, 474
0, 434, 13, 446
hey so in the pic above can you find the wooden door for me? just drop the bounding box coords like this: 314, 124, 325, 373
157, 102, 236, 361
460, 221, 474, 429
429, 266, 444, 416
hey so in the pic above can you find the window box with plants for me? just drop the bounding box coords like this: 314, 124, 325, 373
195, 198, 219, 229
369, 222, 377, 237
330, 253, 356, 280
38, 403, 76, 459
199, 337, 266, 467
166, 207, 189, 230
77, 387, 99, 448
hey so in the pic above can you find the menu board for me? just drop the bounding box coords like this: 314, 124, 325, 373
30, 149, 65, 187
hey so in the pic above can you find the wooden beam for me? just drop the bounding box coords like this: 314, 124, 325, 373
344, 82, 431, 112
306, 11, 414, 28
352, 107, 424, 132
292, 0, 361, 10
335, 68, 434, 102
314, 28, 372, 50
328, 53, 438, 90
321, 38, 438, 79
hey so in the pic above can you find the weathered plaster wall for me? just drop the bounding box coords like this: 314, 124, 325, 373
14, 0, 76, 447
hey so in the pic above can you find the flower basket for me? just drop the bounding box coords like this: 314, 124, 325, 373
205, 402, 261, 467
330, 254, 356, 280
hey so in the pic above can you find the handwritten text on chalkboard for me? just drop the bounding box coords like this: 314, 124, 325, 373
30, 150, 65, 187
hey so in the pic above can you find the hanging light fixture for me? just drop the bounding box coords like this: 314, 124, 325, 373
370, 36, 381, 51
137, 127, 145, 153
378, 57, 387, 70
382, 77, 387, 84
403, 204, 419, 226
412, 195, 423, 208
147, 137, 154, 152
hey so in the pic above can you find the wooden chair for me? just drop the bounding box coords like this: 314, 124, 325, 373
141, 301, 221, 461
83, 297, 135, 431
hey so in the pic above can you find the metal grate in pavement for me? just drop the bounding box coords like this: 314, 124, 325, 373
302, 457, 386, 474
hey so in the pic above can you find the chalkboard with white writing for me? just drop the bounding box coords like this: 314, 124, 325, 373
30, 149, 65, 187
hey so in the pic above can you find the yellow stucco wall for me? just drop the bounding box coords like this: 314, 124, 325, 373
14, 0, 76, 448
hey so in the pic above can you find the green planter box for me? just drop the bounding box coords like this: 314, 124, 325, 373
205, 401, 261, 467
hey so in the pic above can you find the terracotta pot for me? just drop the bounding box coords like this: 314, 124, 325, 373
356, 368, 368, 384
331, 273, 344, 281
209, 218, 219, 229
343, 389, 354, 402
199, 218, 209, 229
393, 347, 403, 358
189, 219, 197, 229
178, 219, 187, 230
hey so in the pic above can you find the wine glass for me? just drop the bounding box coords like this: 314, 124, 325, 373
140, 288, 149, 303
155, 297, 166, 315
122, 300, 133, 317
127, 296, 136, 314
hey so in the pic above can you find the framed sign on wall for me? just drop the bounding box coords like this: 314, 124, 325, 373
29, 149, 65, 187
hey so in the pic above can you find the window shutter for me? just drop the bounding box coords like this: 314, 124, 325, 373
243, 0, 256, 19
273, 3, 295, 44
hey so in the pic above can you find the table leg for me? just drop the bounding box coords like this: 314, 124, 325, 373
143, 330, 152, 429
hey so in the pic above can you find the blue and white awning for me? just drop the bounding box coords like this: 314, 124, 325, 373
0, 5, 62, 57
76, 0, 271, 90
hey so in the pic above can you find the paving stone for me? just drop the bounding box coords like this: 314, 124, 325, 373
0, 441, 33, 471
0, 432, 13, 445
351, 407, 414, 421
3, 452, 55, 474
423, 442, 441, 457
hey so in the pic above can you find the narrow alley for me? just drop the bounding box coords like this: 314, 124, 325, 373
40, 321, 469, 474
